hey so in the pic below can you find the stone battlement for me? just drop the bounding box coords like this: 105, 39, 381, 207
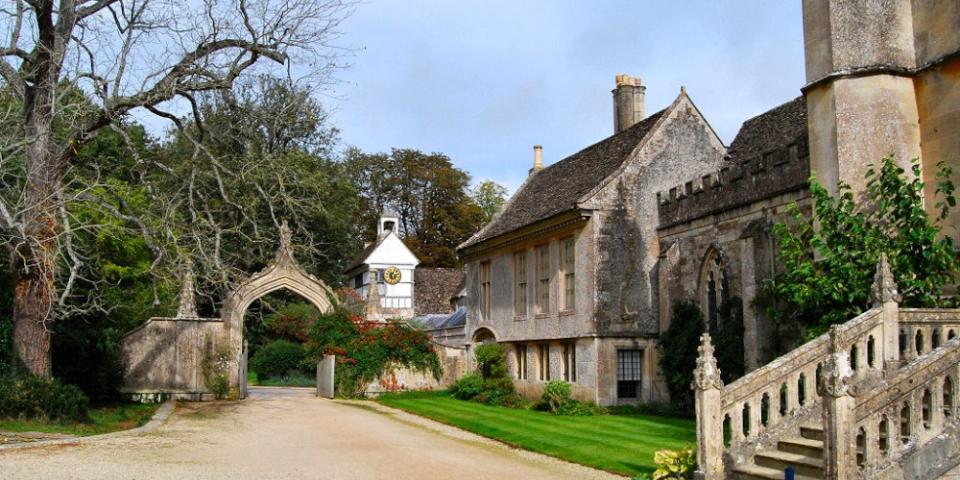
657, 137, 810, 228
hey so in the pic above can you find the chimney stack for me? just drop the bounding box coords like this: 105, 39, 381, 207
529, 145, 543, 175
612, 74, 646, 133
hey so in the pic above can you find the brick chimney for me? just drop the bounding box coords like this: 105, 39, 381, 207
612, 74, 646, 133
529, 145, 543, 175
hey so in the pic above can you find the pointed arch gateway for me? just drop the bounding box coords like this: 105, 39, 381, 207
220, 223, 337, 392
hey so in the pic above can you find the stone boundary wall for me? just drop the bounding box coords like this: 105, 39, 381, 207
657, 138, 810, 228
121, 317, 225, 401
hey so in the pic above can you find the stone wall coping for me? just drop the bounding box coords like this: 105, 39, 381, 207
120, 316, 223, 339
722, 308, 880, 407
855, 336, 960, 421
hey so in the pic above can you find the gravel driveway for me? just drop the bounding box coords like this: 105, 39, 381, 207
0, 387, 623, 480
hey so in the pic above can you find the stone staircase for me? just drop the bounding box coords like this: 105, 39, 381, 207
693, 256, 960, 480
731, 425, 824, 479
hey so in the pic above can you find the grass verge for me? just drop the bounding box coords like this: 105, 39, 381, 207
0, 403, 161, 437
248, 370, 315, 388
376, 390, 695, 477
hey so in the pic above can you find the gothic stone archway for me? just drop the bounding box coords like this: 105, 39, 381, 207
121, 223, 336, 401
221, 223, 336, 390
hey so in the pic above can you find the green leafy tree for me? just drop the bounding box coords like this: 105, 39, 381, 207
769, 157, 959, 337
0, 0, 351, 377
657, 302, 704, 412
343, 148, 485, 267
472, 180, 508, 223
714, 298, 745, 384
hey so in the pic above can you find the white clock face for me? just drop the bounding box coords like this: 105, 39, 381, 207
384, 266, 402, 285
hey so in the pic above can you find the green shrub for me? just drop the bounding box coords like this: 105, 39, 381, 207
541, 380, 572, 412
473, 343, 509, 379
657, 302, 704, 413
475, 377, 524, 407
304, 302, 442, 398
714, 297, 745, 383
450, 373, 483, 400
651, 446, 697, 479
251, 339, 305, 378
536, 380, 605, 416
202, 336, 234, 400
0, 375, 90, 422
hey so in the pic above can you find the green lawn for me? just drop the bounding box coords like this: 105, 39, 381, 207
248, 370, 315, 388
376, 391, 695, 477
0, 403, 161, 437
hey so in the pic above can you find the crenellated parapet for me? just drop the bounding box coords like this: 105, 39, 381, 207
657, 137, 810, 229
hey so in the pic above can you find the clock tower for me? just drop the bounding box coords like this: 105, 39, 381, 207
344, 211, 420, 320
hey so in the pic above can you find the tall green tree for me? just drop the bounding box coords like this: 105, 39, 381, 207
768, 157, 959, 337
344, 148, 484, 267
0, 1, 352, 376
472, 180, 508, 224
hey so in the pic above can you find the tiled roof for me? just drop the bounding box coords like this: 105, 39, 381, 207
414, 267, 464, 315
459, 109, 666, 250
726, 96, 807, 164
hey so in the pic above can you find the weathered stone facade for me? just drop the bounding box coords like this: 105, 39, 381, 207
457, 1, 960, 412
459, 88, 726, 406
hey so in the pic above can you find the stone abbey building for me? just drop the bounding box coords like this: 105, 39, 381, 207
457, 0, 960, 407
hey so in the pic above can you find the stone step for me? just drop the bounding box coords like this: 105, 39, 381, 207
754, 450, 824, 478
800, 425, 824, 441
777, 436, 824, 459
731, 463, 821, 480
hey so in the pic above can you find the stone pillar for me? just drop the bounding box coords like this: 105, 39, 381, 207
317, 354, 335, 399
740, 237, 759, 370
366, 269, 382, 321
822, 325, 857, 480
870, 254, 901, 372
176, 262, 198, 318
693, 334, 725, 480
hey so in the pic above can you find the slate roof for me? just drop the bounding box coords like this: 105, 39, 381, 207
418, 307, 467, 330
459, 108, 666, 250
414, 267, 465, 315
725, 96, 807, 164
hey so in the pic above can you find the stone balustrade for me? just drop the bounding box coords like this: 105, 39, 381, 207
694, 255, 960, 479
852, 335, 960, 477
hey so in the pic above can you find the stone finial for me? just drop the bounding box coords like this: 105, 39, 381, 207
366, 269, 381, 320
823, 325, 854, 398
275, 220, 295, 265
692, 333, 723, 391
176, 261, 198, 318
870, 253, 901, 306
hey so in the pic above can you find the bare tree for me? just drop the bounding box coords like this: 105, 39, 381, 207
0, 0, 352, 376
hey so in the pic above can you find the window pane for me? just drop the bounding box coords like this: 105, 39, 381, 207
617, 350, 643, 381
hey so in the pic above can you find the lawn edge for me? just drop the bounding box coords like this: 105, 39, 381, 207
0, 399, 176, 451
364, 399, 630, 479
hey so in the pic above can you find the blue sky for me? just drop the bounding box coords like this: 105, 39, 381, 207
328, 1, 807, 194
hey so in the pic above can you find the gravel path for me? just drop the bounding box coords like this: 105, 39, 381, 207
0, 387, 624, 480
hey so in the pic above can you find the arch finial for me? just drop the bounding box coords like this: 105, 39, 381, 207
275, 220, 295, 265
176, 259, 198, 318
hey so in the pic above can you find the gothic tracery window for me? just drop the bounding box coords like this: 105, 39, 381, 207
701, 249, 729, 334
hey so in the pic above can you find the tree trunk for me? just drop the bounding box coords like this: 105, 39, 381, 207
11, 240, 55, 377
13, 103, 64, 377
14, 12, 63, 376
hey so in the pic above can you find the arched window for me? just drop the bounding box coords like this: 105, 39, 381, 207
700, 248, 729, 333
